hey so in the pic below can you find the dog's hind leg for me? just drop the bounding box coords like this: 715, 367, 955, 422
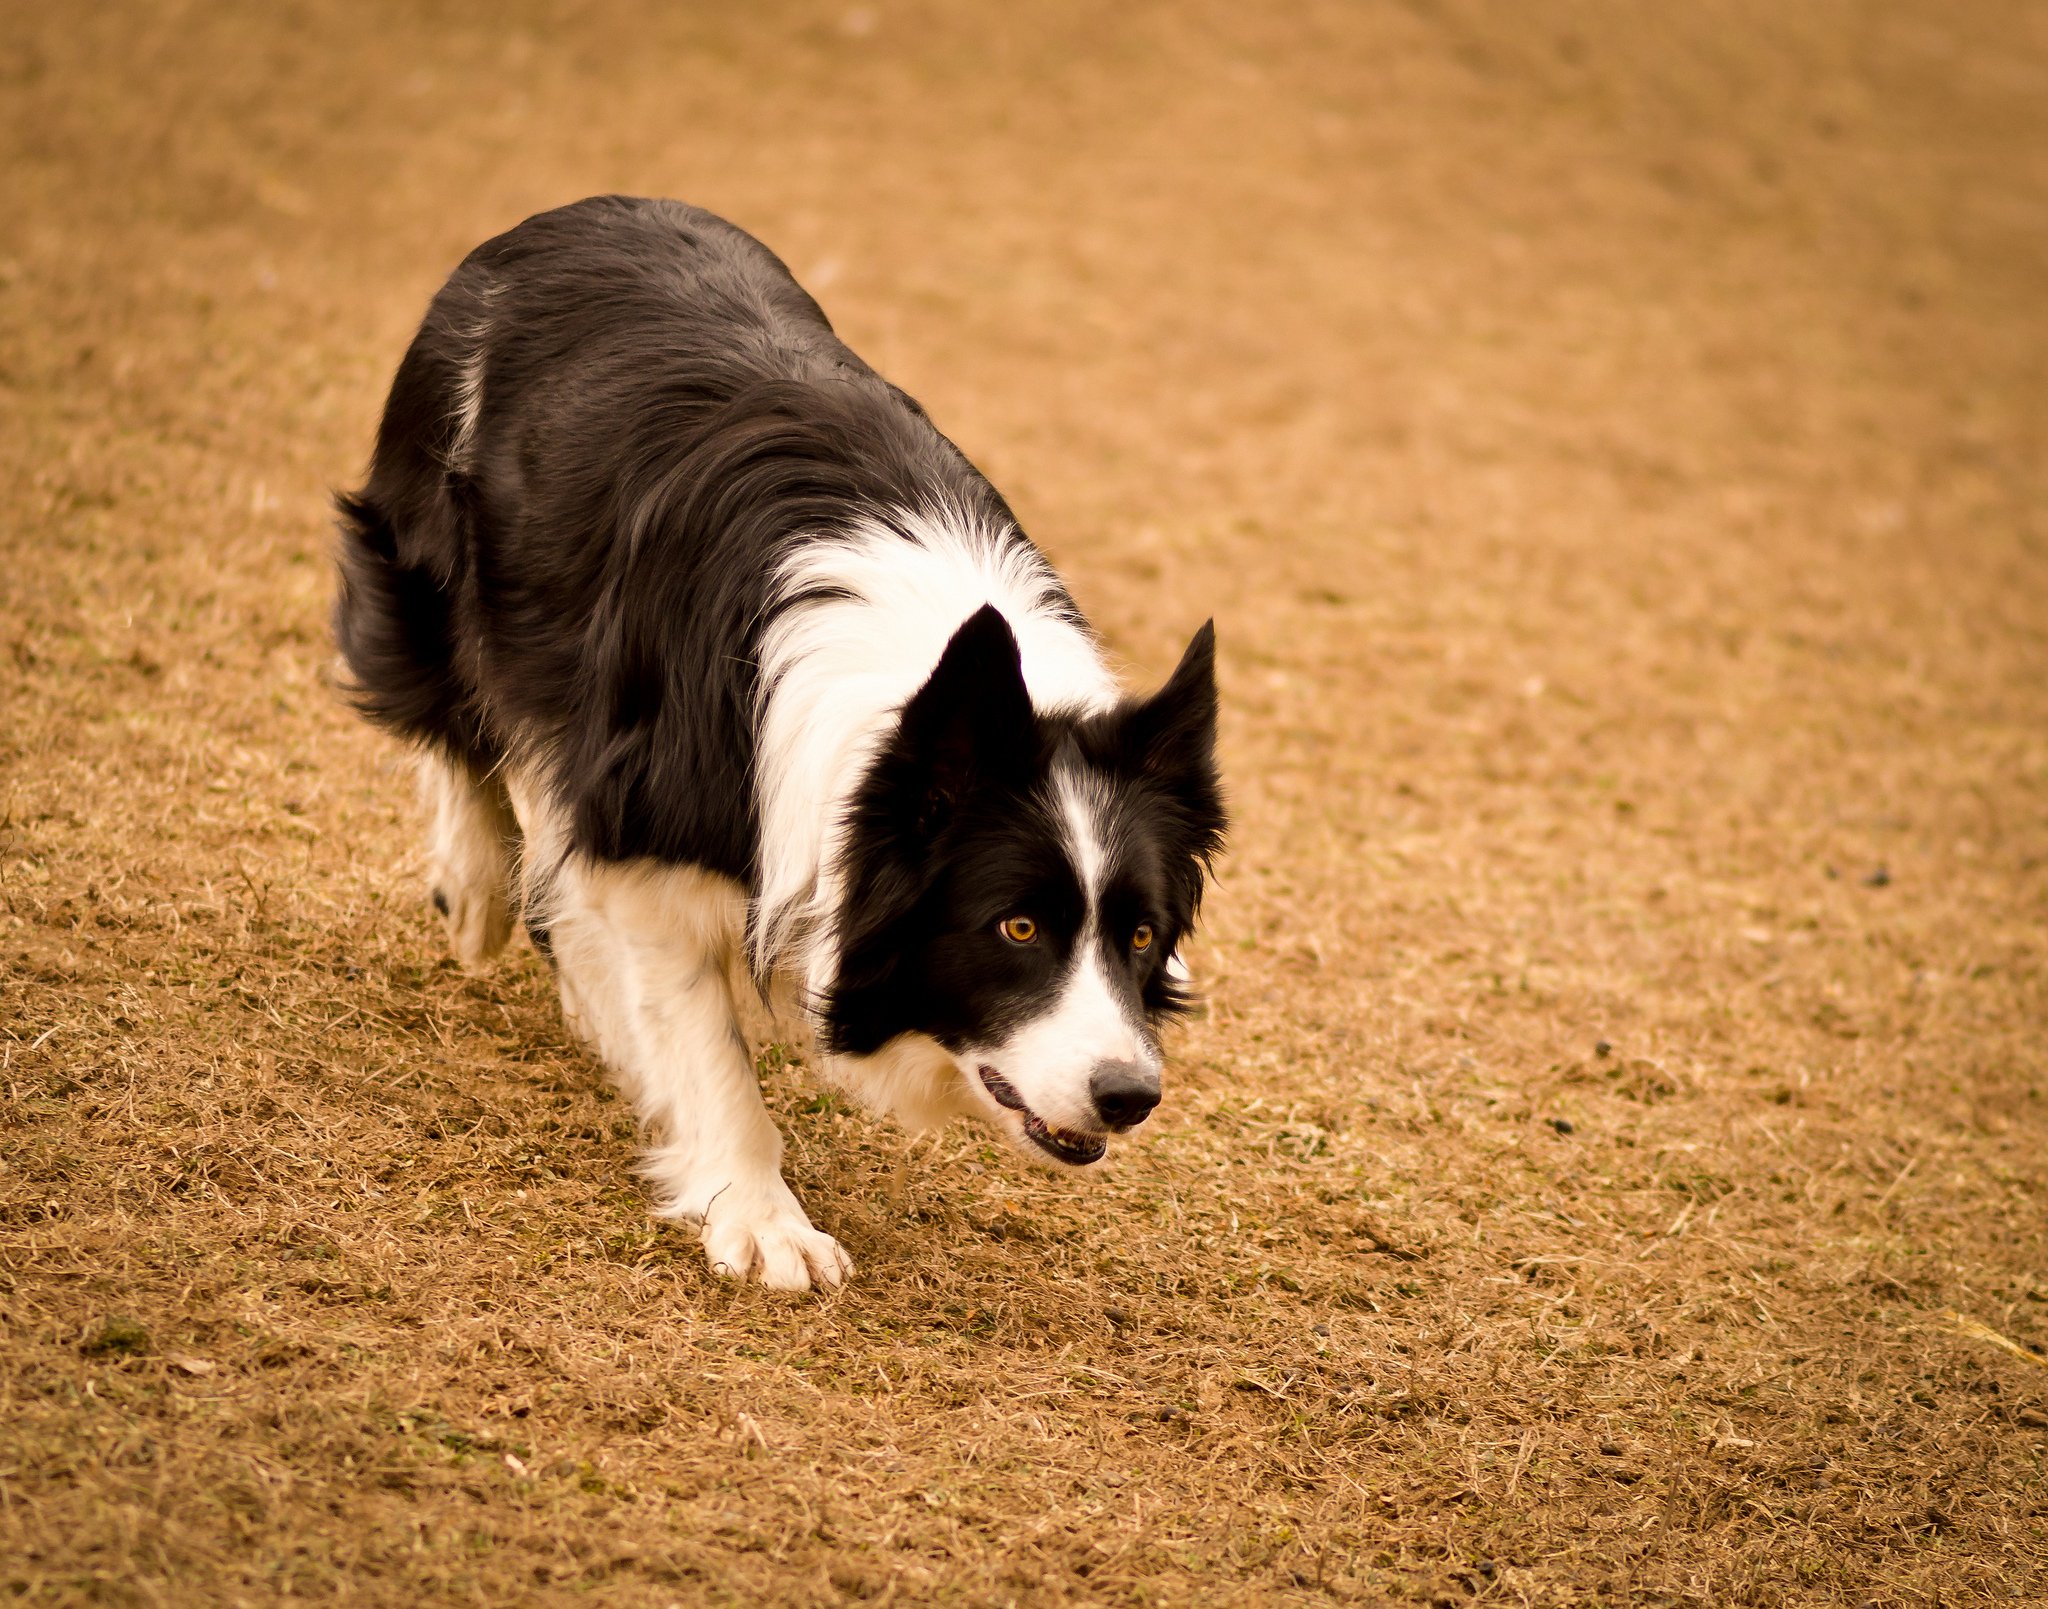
419, 751, 517, 969
533, 844, 852, 1293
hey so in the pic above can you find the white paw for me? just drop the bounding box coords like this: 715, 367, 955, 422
697, 1206, 853, 1292
429, 873, 512, 969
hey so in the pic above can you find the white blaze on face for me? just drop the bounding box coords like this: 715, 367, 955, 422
970, 763, 1159, 1135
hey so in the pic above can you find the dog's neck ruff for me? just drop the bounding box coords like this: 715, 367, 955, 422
752, 500, 1118, 1003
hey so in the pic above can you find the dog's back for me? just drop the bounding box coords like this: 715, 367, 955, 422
334, 194, 1026, 880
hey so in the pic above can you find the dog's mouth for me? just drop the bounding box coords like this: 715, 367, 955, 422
976, 1066, 1108, 1167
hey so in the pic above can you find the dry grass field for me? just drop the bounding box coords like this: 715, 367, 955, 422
5, 2, 2047, 1603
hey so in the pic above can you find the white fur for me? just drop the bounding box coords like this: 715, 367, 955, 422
1054, 761, 1115, 896
751, 500, 1118, 1003
503, 767, 852, 1292
419, 751, 515, 969
445, 278, 501, 473
830, 1033, 981, 1134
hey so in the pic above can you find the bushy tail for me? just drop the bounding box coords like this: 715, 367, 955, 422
331, 488, 474, 753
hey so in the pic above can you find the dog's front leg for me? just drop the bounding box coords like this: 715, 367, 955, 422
545, 858, 852, 1292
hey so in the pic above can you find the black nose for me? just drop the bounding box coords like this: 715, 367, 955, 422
1090, 1060, 1161, 1131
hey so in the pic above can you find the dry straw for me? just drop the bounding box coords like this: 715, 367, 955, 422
4, 1, 2047, 1604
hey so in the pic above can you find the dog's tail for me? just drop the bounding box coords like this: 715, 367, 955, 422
331, 483, 474, 753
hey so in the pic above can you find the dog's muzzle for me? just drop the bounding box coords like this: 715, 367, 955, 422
976, 1065, 1109, 1165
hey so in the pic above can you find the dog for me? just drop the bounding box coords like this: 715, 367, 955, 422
333, 197, 1225, 1290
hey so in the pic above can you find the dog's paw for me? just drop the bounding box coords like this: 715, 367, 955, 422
699, 1209, 853, 1293
428, 875, 512, 970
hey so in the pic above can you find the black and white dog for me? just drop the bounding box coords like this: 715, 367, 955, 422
334, 197, 1225, 1290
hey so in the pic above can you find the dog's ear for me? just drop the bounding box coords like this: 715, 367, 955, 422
840, 604, 1035, 927
1119, 620, 1226, 877
824, 606, 1036, 1053
880, 603, 1037, 840
1127, 621, 1220, 792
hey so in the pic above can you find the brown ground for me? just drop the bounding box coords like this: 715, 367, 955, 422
4, 2, 2047, 1604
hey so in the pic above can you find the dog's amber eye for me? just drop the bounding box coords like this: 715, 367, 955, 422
1132, 924, 1154, 952
999, 916, 1038, 945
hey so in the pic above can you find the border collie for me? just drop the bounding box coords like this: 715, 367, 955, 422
334, 197, 1225, 1290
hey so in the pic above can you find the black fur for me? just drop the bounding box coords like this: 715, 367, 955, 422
335, 195, 1026, 880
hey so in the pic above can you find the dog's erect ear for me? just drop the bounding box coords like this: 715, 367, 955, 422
825, 607, 1038, 1053
886, 603, 1037, 839
1127, 620, 1219, 787
1118, 620, 1226, 876
840, 602, 1035, 914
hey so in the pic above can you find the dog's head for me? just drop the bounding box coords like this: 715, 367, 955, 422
823, 605, 1225, 1166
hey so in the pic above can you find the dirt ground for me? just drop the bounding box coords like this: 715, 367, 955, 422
4, 1, 2047, 1603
